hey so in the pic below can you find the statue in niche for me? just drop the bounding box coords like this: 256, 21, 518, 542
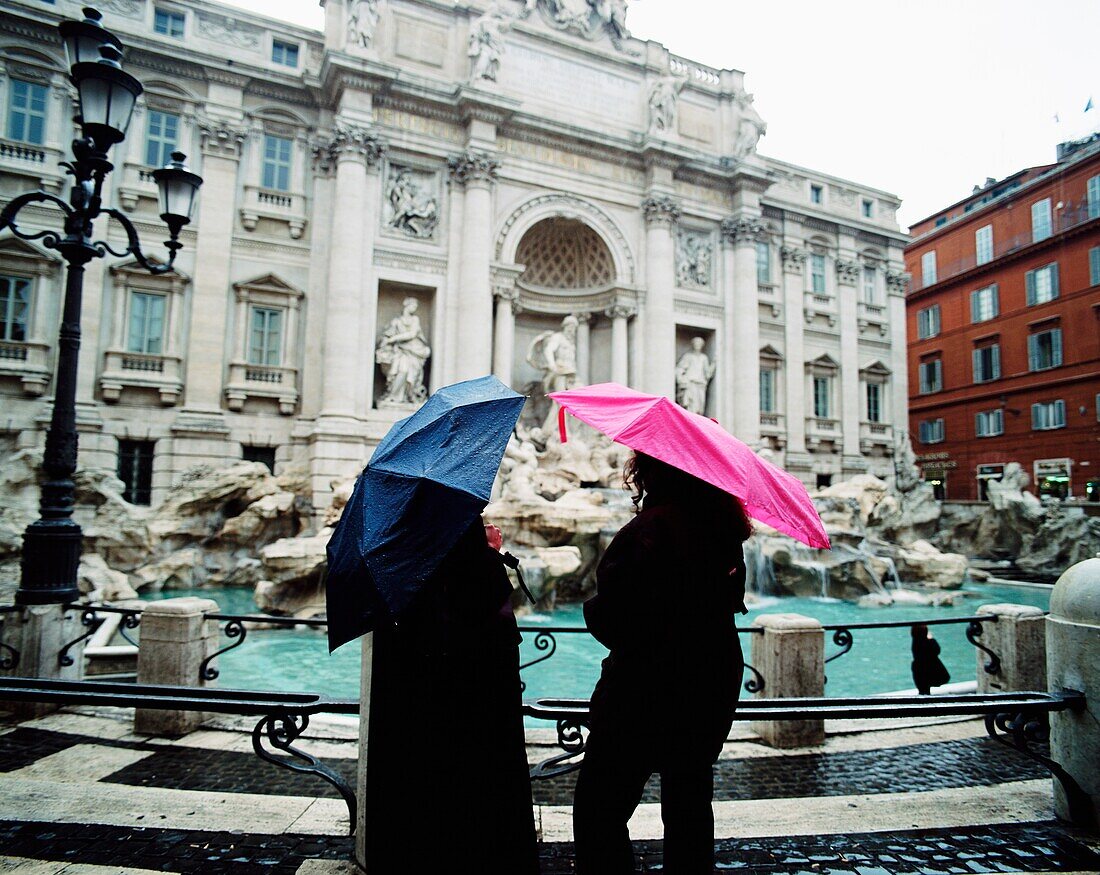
675, 336, 715, 415
347, 0, 380, 49
375, 297, 431, 407
527, 314, 579, 395
732, 93, 767, 158
648, 74, 685, 133
676, 232, 712, 288
386, 168, 438, 238
468, 4, 511, 82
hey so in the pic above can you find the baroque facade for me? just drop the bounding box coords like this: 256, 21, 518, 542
0, 0, 909, 510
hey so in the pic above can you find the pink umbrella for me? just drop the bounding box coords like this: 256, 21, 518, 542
549, 382, 830, 550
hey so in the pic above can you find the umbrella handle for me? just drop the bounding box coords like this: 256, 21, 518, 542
501, 551, 536, 604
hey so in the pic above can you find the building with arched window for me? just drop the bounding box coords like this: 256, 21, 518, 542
0, 0, 908, 512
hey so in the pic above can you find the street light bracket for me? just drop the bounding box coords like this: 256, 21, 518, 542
98, 206, 182, 273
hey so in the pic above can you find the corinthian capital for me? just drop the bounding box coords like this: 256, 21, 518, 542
313, 124, 386, 173
198, 118, 247, 159
720, 216, 767, 245
835, 258, 860, 286
886, 269, 910, 294
605, 302, 637, 320
781, 245, 808, 273
642, 195, 680, 227
447, 151, 501, 186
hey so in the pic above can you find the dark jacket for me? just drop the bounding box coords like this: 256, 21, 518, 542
911, 635, 950, 691
584, 496, 746, 760
364, 522, 538, 875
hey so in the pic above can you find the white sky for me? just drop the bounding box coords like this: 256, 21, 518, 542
217, 0, 1100, 230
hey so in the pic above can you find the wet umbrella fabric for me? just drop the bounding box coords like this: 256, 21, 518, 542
549, 382, 830, 550
325, 376, 526, 651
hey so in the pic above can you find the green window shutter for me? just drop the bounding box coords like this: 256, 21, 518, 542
991, 285, 999, 317
1025, 270, 1036, 305
1052, 329, 1062, 366
970, 291, 979, 322
992, 344, 1000, 378
1051, 262, 1060, 298
972, 349, 981, 381
1091, 248, 1100, 286
1027, 334, 1038, 371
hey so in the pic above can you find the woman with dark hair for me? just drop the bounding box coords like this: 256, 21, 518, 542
573, 451, 754, 874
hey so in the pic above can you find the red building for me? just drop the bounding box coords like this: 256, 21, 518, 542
904, 135, 1100, 502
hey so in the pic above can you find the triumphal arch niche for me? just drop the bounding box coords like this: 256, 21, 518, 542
492, 195, 639, 416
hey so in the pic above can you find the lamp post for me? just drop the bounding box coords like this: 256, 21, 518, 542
0, 7, 202, 605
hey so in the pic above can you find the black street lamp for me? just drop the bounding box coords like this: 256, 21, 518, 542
0, 7, 202, 605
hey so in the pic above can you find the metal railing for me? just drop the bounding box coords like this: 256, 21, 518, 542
35, 603, 1013, 699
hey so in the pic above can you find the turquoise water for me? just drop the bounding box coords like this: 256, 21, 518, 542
146, 582, 1051, 702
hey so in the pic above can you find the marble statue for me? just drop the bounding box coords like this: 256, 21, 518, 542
676, 231, 711, 287
733, 93, 767, 158
375, 297, 431, 406
347, 0, 379, 49
588, 0, 629, 40
468, 4, 510, 82
499, 432, 544, 501
675, 336, 715, 415
647, 74, 684, 133
527, 314, 579, 394
386, 168, 438, 238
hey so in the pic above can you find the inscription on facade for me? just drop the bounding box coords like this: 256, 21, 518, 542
394, 15, 448, 68
501, 44, 638, 124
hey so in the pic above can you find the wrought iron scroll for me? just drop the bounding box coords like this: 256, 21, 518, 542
252, 711, 357, 833
518, 631, 558, 693
825, 628, 854, 663
117, 613, 141, 647
967, 620, 1001, 674
530, 717, 589, 780
984, 708, 1093, 828
743, 661, 765, 694
58, 610, 101, 667
199, 619, 247, 682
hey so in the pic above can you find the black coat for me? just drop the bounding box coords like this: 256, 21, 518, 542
911, 635, 950, 691
584, 497, 746, 763
363, 523, 539, 875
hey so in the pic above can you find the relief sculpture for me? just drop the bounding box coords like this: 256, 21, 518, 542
386, 167, 438, 238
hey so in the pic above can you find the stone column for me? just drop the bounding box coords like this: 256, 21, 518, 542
0, 605, 88, 717
975, 604, 1047, 693
181, 119, 246, 414
134, 597, 220, 736
721, 217, 764, 444
1046, 557, 1100, 827
318, 124, 385, 419
886, 267, 910, 437
641, 195, 679, 397
607, 303, 634, 386
836, 251, 862, 472
575, 312, 591, 385
750, 613, 825, 748
781, 245, 809, 460
492, 287, 518, 386
449, 151, 499, 381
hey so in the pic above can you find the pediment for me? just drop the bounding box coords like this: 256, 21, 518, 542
233, 273, 303, 298
759, 344, 783, 361
110, 257, 190, 282
861, 359, 891, 377
0, 236, 61, 273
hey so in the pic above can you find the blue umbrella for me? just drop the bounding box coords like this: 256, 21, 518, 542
325, 376, 526, 651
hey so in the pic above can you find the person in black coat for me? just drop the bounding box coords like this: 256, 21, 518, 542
911, 622, 950, 695
363, 519, 539, 875
573, 452, 754, 875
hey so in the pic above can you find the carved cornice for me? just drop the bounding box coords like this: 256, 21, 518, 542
199, 119, 247, 159
720, 216, 768, 245
447, 151, 501, 187
835, 258, 860, 286
313, 124, 387, 173
781, 245, 808, 274
374, 249, 448, 275
642, 195, 680, 227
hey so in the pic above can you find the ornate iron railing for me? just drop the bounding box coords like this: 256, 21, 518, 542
819, 614, 1006, 681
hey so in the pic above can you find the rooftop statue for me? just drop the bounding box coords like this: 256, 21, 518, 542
347, 0, 379, 49
469, 3, 511, 81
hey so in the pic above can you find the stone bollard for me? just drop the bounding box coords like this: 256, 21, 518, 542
750, 613, 825, 748
135, 597, 219, 736
975, 603, 1047, 693
0, 604, 88, 718
1046, 557, 1100, 827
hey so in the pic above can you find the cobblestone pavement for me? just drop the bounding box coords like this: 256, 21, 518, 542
2, 726, 1048, 803
0, 819, 1097, 874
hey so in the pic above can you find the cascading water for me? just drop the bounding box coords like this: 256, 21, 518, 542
743, 538, 777, 596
